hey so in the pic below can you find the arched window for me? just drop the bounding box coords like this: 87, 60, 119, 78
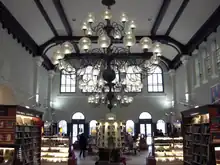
60, 69, 76, 93
156, 120, 166, 134
58, 120, 67, 134
125, 66, 142, 92
139, 112, 152, 119
147, 66, 163, 92
126, 120, 135, 135
72, 112, 85, 119
89, 120, 97, 136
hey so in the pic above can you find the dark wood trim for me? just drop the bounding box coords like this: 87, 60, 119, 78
34, 0, 58, 37
151, 0, 171, 36
165, 0, 190, 36
52, 0, 72, 36
186, 4, 220, 53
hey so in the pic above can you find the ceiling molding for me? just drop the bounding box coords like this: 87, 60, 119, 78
165, 0, 190, 36
34, 0, 58, 37
151, 0, 171, 36
186, 4, 220, 53
0, 2, 54, 70
39, 35, 185, 55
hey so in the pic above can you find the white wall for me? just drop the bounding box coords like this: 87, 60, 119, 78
0, 27, 48, 109
51, 65, 173, 123
176, 25, 220, 111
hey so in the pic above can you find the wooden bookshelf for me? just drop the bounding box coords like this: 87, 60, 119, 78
0, 105, 43, 165
181, 104, 220, 165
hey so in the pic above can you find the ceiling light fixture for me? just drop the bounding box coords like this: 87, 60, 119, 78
50, 0, 163, 111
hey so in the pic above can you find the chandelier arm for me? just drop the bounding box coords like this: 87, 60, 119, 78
90, 22, 106, 36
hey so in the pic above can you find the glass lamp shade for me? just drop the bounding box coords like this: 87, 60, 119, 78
81, 22, 88, 31
85, 28, 93, 36
120, 13, 128, 23
87, 13, 95, 23
62, 41, 74, 54
103, 9, 112, 20
113, 31, 121, 39
51, 56, 59, 65
123, 34, 136, 47
53, 49, 65, 60
152, 42, 162, 54
98, 34, 111, 48
140, 37, 152, 50
79, 37, 92, 51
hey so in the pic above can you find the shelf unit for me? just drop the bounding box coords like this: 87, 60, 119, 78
154, 137, 183, 165
0, 105, 43, 165
41, 136, 69, 163
181, 104, 220, 165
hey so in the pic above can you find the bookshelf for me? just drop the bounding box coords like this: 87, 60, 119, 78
181, 105, 220, 165
0, 105, 43, 165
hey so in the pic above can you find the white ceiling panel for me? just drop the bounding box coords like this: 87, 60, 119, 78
157, 0, 184, 35
40, 0, 67, 35
170, 0, 220, 44
61, 0, 163, 36
1, 0, 54, 45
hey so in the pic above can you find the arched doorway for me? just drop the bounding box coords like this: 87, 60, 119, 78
89, 120, 97, 136
72, 112, 85, 143
156, 120, 166, 134
126, 120, 135, 136
58, 120, 67, 135
139, 112, 152, 145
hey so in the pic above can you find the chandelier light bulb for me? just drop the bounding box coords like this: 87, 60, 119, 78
86, 28, 93, 36
87, 13, 95, 23
103, 9, 112, 20
140, 37, 152, 50
79, 37, 92, 51
120, 13, 128, 23
123, 34, 136, 47
113, 31, 121, 39
62, 41, 74, 54
153, 42, 162, 54
129, 20, 136, 29
53, 49, 65, 60
116, 95, 121, 100
98, 34, 111, 48
81, 22, 88, 31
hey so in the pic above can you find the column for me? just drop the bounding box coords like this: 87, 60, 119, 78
181, 55, 191, 103
33, 56, 43, 104
199, 42, 208, 84
169, 69, 176, 109
47, 70, 55, 122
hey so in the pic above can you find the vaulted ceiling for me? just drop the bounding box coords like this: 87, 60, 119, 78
1, 0, 220, 70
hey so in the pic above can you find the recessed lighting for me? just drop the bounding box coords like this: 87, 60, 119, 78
25, 106, 30, 109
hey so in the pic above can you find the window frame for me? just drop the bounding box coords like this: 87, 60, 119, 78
147, 65, 164, 93
60, 69, 76, 93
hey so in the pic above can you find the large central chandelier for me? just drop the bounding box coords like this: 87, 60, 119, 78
50, 0, 163, 110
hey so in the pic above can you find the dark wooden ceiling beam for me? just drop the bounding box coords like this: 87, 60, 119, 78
0, 2, 54, 70
34, 0, 58, 37
185, 4, 220, 53
165, 0, 189, 36
151, 0, 171, 36
52, 0, 80, 53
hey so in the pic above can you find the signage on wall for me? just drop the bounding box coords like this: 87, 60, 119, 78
211, 83, 220, 104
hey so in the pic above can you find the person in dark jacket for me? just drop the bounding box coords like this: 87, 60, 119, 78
79, 133, 87, 158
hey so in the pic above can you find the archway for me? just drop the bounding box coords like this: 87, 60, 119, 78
72, 112, 85, 143
58, 120, 67, 135
156, 120, 166, 134
126, 120, 135, 136
89, 120, 97, 136
139, 112, 152, 145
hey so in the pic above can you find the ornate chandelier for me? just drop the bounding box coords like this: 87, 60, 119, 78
50, 0, 163, 110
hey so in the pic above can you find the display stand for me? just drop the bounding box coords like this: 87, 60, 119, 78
153, 137, 183, 165
41, 136, 69, 164
181, 104, 220, 165
0, 105, 43, 165
96, 121, 125, 164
